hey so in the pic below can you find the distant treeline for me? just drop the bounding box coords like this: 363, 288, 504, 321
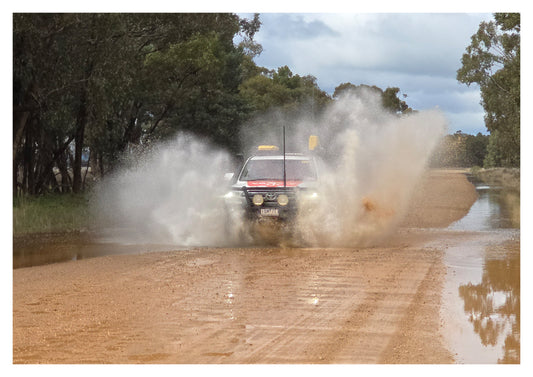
13, 13, 519, 196
430, 131, 489, 168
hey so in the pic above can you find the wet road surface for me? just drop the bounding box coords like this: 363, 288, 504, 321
13, 238, 453, 363
12, 170, 520, 363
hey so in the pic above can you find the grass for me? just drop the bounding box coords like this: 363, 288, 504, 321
471, 167, 520, 191
13, 193, 93, 235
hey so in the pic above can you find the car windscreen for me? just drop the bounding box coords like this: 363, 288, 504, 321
240, 159, 317, 181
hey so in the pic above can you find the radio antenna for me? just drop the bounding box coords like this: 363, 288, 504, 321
283, 125, 286, 188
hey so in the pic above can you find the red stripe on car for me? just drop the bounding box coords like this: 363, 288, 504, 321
247, 180, 302, 187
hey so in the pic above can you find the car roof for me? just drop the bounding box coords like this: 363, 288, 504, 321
248, 154, 311, 161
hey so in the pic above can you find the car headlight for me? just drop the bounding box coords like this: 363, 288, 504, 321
252, 194, 264, 206
277, 194, 289, 206
223, 191, 245, 203
300, 192, 318, 205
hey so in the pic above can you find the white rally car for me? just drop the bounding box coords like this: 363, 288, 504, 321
223, 145, 320, 223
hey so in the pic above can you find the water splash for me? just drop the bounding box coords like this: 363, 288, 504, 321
295, 91, 447, 246
93, 90, 446, 248
92, 134, 238, 246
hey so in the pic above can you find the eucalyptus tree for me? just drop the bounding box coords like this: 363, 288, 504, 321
14, 14, 99, 194
239, 65, 331, 114
457, 13, 520, 167
13, 13, 262, 194
332, 83, 412, 114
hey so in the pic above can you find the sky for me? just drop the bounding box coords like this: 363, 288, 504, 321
241, 12, 494, 135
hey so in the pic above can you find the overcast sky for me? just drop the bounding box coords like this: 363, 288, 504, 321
242, 13, 494, 135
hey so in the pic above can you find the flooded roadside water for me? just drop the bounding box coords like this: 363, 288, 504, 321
12, 232, 178, 269
442, 175, 520, 363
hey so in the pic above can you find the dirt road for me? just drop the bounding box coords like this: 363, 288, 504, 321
13, 170, 478, 364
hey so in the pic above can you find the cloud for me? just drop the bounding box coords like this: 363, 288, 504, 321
258, 13, 339, 39
251, 12, 493, 134
258, 13, 489, 78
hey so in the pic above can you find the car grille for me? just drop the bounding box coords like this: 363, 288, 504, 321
242, 187, 300, 206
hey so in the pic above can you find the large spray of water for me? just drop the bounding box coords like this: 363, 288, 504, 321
92, 134, 236, 246
295, 91, 446, 246
93, 90, 446, 247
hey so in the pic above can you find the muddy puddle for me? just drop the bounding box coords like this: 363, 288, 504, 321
12, 232, 179, 269
442, 176, 520, 363
448, 176, 520, 231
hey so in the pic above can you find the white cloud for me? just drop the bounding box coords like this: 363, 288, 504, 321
252, 12, 494, 134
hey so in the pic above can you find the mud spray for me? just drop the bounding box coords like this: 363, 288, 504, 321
93, 90, 446, 248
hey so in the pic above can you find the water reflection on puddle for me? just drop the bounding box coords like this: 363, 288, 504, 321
443, 178, 520, 363
442, 238, 519, 363
13, 232, 179, 269
449, 183, 520, 231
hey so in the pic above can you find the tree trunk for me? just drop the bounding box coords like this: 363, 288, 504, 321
13, 111, 29, 161
58, 150, 71, 193
72, 61, 93, 193
34, 134, 75, 194
72, 18, 96, 193
13, 155, 21, 197
82, 149, 91, 190
99, 153, 105, 177
23, 122, 35, 195
72, 107, 86, 193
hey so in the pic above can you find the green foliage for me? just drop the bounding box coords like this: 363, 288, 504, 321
484, 129, 512, 168
239, 65, 331, 115
332, 82, 413, 114
382, 87, 411, 114
13, 13, 260, 193
457, 13, 520, 167
466, 132, 490, 167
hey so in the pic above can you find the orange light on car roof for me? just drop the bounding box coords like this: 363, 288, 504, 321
257, 145, 279, 151
308, 135, 319, 151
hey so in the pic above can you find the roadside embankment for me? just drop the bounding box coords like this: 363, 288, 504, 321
471, 167, 520, 191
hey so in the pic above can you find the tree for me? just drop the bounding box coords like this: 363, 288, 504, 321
466, 132, 490, 167
430, 131, 489, 168
14, 14, 101, 194
382, 87, 411, 114
239, 65, 331, 115
332, 83, 413, 114
457, 13, 520, 167
13, 13, 262, 195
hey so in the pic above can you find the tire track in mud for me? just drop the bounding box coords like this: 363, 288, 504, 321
304, 257, 411, 363
293, 248, 451, 364
379, 253, 454, 363
224, 248, 348, 364
232, 248, 428, 363
14, 245, 451, 364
